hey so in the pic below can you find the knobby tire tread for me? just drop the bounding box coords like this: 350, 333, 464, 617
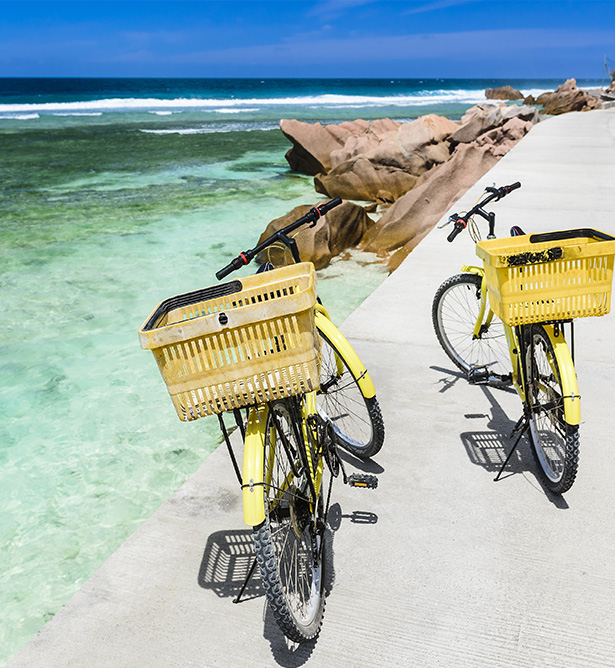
317, 328, 385, 459
253, 522, 325, 643
525, 325, 580, 495
251, 402, 326, 643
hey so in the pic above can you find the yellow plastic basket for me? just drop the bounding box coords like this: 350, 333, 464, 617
476, 229, 615, 326
138, 262, 320, 421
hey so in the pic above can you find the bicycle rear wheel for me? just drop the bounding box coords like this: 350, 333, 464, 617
524, 325, 579, 494
317, 328, 384, 459
252, 400, 326, 643
432, 273, 510, 379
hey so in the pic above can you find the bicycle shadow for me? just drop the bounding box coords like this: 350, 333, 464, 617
460, 384, 521, 474
431, 364, 518, 395
459, 385, 569, 508
198, 516, 347, 666
327, 501, 378, 530
198, 528, 262, 601
262, 501, 376, 666
431, 364, 467, 393
431, 364, 569, 507
338, 448, 385, 475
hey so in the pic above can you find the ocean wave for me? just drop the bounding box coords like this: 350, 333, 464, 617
139, 122, 278, 135
0, 90, 491, 113
0, 113, 40, 120
52, 112, 103, 117
213, 107, 260, 114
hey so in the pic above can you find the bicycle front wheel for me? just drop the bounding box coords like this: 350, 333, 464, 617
252, 400, 326, 643
524, 325, 579, 494
317, 329, 384, 459
432, 273, 510, 378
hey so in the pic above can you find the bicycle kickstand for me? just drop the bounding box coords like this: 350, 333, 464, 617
233, 556, 258, 605
494, 414, 529, 482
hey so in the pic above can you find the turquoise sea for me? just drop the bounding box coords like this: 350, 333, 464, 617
0, 77, 601, 663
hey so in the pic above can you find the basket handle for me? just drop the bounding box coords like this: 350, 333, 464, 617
142, 280, 243, 331
530, 228, 615, 244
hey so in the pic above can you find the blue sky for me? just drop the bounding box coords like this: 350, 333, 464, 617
0, 1, 613, 78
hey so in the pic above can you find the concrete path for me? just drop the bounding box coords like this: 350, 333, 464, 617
8, 108, 615, 668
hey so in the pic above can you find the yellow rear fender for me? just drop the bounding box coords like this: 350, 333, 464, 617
241, 405, 267, 527
314, 309, 376, 399
543, 325, 581, 426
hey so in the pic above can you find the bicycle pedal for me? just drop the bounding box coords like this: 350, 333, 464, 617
347, 473, 378, 489
467, 366, 490, 385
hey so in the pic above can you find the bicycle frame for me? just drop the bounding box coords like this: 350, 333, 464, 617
462, 264, 581, 426
241, 393, 324, 527
216, 196, 379, 527
241, 305, 376, 527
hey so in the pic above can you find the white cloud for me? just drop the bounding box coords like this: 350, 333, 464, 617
405, 0, 481, 16
112, 27, 612, 66
308, 0, 377, 19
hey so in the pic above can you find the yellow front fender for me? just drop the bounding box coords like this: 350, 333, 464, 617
242, 405, 267, 526
314, 307, 376, 399
461, 265, 484, 276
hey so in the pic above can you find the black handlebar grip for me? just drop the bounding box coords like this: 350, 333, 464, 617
502, 181, 521, 196
447, 219, 466, 242
216, 255, 247, 280
315, 197, 342, 216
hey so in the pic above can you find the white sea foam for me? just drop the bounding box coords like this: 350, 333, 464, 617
0, 90, 489, 114
0, 113, 40, 120
139, 122, 277, 135
522, 87, 552, 97
52, 112, 103, 117
140, 127, 210, 135
149, 111, 175, 115
213, 107, 260, 113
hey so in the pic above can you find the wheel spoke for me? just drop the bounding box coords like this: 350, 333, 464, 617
525, 325, 579, 494
433, 274, 510, 379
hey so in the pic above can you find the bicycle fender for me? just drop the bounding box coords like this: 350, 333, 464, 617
543, 325, 581, 426
314, 310, 376, 399
461, 265, 484, 276
242, 405, 267, 527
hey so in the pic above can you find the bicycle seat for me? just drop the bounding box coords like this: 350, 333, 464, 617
510, 226, 526, 236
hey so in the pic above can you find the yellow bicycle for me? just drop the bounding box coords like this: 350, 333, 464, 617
139, 198, 382, 642
432, 182, 615, 494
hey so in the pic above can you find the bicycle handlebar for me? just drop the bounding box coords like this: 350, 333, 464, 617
216, 197, 342, 280
446, 182, 521, 243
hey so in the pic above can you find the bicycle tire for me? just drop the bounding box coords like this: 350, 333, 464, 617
432, 273, 510, 379
524, 324, 580, 494
316, 328, 384, 459
252, 400, 326, 643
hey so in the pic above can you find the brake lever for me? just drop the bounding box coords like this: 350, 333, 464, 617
437, 213, 457, 229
